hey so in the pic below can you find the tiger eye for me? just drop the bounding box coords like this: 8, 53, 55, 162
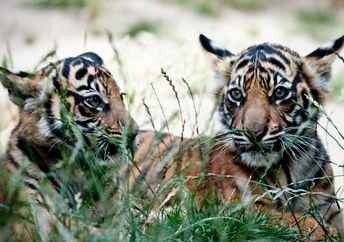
84, 95, 102, 108
274, 87, 289, 100
229, 88, 243, 101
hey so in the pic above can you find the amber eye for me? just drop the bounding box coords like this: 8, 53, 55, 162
84, 95, 102, 108
229, 88, 243, 102
274, 87, 289, 100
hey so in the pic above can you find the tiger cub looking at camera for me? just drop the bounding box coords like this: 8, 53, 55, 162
0, 52, 138, 240
133, 35, 344, 239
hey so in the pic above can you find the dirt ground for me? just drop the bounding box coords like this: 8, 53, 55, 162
0, 0, 343, 207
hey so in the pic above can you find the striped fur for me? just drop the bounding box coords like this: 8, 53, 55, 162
133, 35, 344, 239
0, 52, 138, 239
199, 34, 344, 232
134, 131, 340, 239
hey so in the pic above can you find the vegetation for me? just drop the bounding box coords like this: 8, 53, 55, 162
220, 0, 264, 11
29, 0, 93, 9
124, 20, 163, 38
172, 0, 264, 16
174, 0, 221, 16
0, 49, 343, 241
28, 0, 104, 18
295, 9, 341, 41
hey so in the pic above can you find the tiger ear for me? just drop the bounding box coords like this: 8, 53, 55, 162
77, 52, 104, 66
305, 35, 344, 92
199, 34, 235, 95
199, 34, 234, 59
0, 67, 42, 108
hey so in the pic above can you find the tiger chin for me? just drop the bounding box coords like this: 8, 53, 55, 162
0, 52, 138, 240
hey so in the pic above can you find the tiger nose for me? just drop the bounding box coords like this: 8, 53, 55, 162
254, 130, 264, 141
251, 128, 267, 141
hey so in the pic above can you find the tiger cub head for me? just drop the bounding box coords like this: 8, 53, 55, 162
0, 52, 138, 158
200, 34, 344, 167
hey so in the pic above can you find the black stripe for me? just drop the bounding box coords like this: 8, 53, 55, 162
44, 98, 63, 137
8, 154, 39, 182
76, 85, 91, 92
291, 74, 302, 90
24, 181, 38, 190
75, 118, 95, 128
75, 68, 88, 80
8, 154, 20, 168
273, 73, 280, 85
62, 57, 74, 78
16, 71, 33, 78
52, 76, 61, 91
262, 46, 291, 65
87, 75, 95, 85
267, 57, 286, 71
236, 58, 249, 70
240, 44, 291, 65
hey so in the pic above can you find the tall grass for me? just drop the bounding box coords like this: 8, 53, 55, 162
0, 45, 343, 242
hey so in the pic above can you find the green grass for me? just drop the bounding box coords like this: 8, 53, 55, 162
295, 9, 341, 41
174, 0, 221, 16
0, 157, 321, 242
221, 0, 264, 11
143, 201, 302, 241
172, 0, 264, 16
124, 20, 163, 38
29, 0, 91, 9
331, 72, 344, 102
27, 0, 104, 17
331, 54, 344, 101
1, 44, 344, 242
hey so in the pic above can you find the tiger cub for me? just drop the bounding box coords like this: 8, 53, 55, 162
133, 35, 344, 238
0, 52, 138, 239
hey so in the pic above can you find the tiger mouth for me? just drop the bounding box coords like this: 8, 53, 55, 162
95, 133, 137, 159
235, 140, 282, 153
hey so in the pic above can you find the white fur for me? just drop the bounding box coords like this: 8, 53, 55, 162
320, 40, 335, 50
240, 151, 280, 167
37, 117, 53, 138
208, 73, 225, 94
209, 39, 226, 52
23, 97, 38, 112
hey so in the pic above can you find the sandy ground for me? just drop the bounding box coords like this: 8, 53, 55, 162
0, 0, 343, 207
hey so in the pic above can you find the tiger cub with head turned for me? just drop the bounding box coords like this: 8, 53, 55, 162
0, 52, 138, 240
133, 35, 344, 239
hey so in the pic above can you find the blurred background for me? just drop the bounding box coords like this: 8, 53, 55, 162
0, 0, 343, 203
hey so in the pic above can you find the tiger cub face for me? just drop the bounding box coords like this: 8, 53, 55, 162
200, 34, 344, 167
0, 52, 138, 158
